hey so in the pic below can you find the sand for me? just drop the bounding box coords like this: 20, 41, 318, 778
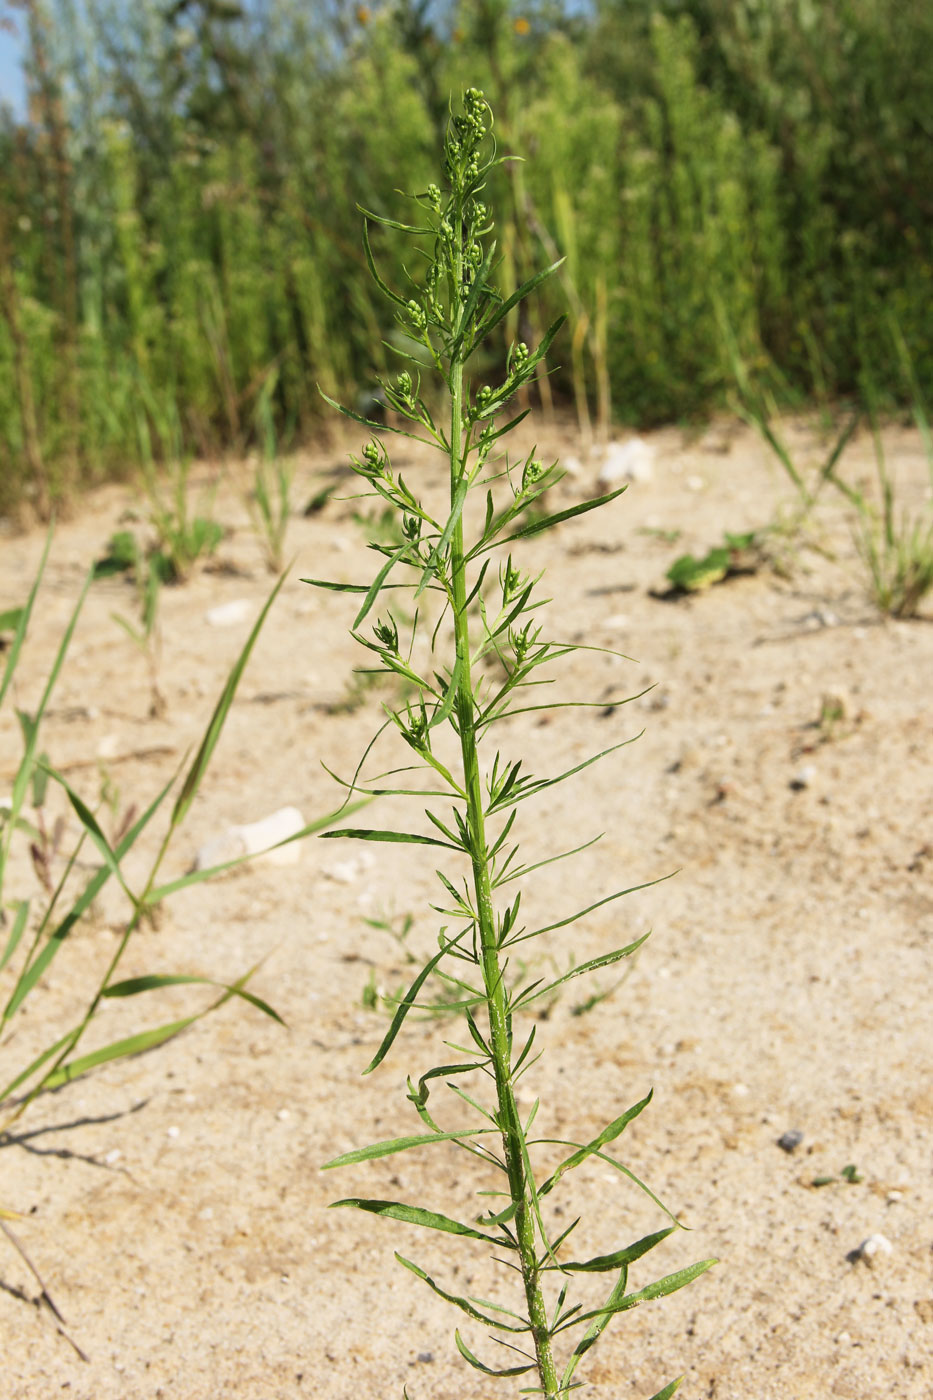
1, 413, 931, 1400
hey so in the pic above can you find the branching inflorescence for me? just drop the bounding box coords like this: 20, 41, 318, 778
311, 89, 714, 1398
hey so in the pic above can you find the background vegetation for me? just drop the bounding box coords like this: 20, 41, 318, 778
1, 0, 931, 515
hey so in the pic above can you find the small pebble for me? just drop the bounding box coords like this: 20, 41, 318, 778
686, 474, 705, 492
277, 1108, 291, 1122
732, 1082, 749, 1098
193, 805, 306, 871
777, 1129, 804, 1153
417, 1352, 434, 1364
205, 599, 252, 628
853, 1233, 893, 1264
166, 1125, 180, 1140
104, 1148, 122, 1165
790, 765, 817, 790
595, 437, 655, 488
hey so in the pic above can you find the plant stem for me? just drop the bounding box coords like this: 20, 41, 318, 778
447, 342, 560, 1395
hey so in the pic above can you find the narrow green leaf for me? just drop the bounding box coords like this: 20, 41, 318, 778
396, 1254, 527, 1331
322, 1127, 493, 1170
353, 543, 410, 629
407, 1061, 484, 1109
646, 1379, 685, 1400
300, 578, 372, 595
362, 929, 469, 1073
320, 827, 460, 851
513, 871, 671, 945
539, 1092, 653, 1199
330, 1199, 493, 1241
102, 973, 284, 1026
559, 1259, 717, 1330
318, 389, 431, 445
454, 1331, 535, 1377
358, 206, 431, 237
0, 900, 29, 973
45, 765, 138, 907
552, 1226, 676, 1273
475, 258, 564, 343
514, 932, 651, 1006
0, 525, 52, 710
42, 1017, 199, 1089
496, 484, 628, 547
172, 574, 286, 829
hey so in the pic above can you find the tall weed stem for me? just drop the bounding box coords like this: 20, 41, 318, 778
316, 91, 714, 1396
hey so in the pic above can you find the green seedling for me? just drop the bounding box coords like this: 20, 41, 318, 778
812, 1164, 863, 1188
312, 90, 714, 1398
249, 368, 295, 573
101, 530, 168, 718
665, 531, 759, 594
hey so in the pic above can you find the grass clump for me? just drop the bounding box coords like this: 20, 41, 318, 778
312, 90, 714, 1397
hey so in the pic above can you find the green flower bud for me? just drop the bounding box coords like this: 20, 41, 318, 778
426, 182, 441, 210
374, 616, 399, 651
406, 299, 427, 332
522, 457, 544, 492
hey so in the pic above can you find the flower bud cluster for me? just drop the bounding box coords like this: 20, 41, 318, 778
406, 299, 427, 332
359, 439, 389, 480
501, 558, 526, 605
521, 457, 544, 493
373, 616, 399, 651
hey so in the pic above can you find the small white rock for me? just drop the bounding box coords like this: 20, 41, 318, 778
205, 599, 252, 628
686, 474, 705, 492
595, 438, 655, 489
855, 1233, 893, 1263
327, 859, 359, 884
104, 1148, 122, 1165
276, 1108, 291, 1122
790, 765, 817, 790
192, 805, 306, 871
166, 1125, 180, 1140
97, 733, 120, 760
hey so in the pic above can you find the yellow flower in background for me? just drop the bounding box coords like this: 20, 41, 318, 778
514, 16, 530, 34
355, 5, 370, 24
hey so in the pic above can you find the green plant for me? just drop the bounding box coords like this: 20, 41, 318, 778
99, 529, 168, 718
853, 332, 933, 619
312, 90, 714, 1398
665, 531, 760, 594
136, 388, 223, 581
249, 368, 295, 573
0, 533, 346, 1316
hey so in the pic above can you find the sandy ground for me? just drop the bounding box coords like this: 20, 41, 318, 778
1, 413, 931, 1400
